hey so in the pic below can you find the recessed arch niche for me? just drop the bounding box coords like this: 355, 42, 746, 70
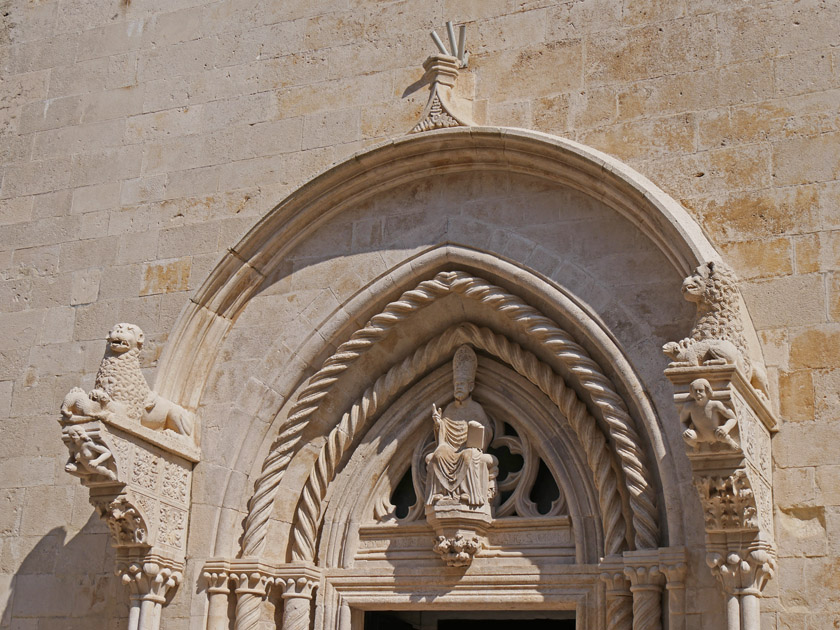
168, 127, 771, 630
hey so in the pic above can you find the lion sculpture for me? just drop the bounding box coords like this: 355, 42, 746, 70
663, 261, 769, 397
61, 323, 193, 436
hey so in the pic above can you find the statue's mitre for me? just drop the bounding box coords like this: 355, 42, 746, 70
453, 345, 477, 380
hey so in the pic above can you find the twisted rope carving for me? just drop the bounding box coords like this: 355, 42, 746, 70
281, 597, 311, 630
607, 593, 633, 630
233, 592, 261, 630
243, 271, 658, 556
631, 589, 662, 630
291, 323, 628, 560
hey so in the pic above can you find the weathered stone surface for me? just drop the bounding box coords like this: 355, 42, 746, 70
0, 1, 838, 629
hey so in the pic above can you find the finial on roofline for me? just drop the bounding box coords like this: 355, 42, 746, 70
430, 21, 469, 68
410, 21, 475, 134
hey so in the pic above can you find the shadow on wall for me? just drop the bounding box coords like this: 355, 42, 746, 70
1, 513, 127, 629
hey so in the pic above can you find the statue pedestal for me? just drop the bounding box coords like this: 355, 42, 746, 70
425, 500, 492, 567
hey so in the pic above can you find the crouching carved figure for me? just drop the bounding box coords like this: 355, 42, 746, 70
679, 378, 739, 450
662, 261, 768, 397
61, 323, 193, 436
425, 345, 498, 567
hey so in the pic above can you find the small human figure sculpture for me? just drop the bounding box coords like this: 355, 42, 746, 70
64, 426, 117, 480
425, 345, 498, 507
680, 378, 739, 450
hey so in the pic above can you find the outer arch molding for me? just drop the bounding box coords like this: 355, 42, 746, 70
154, 126, 735, 420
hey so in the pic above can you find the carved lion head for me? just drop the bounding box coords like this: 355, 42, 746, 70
681, 261, 738, 307
107, 323, 144, 354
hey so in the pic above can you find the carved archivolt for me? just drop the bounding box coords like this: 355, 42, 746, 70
244, 271, 658, 558
290, 323, 628, 561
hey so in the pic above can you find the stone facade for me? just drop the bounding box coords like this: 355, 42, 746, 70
1, 1, 839, 629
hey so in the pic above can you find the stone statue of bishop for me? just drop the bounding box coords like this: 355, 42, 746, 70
425, 345, 498, 508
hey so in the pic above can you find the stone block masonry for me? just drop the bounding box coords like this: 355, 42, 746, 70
0, 1, 839, 629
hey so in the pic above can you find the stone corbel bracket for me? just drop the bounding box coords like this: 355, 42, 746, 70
60, 415, 198, 559
426, 501, 492, 567
666, 364, 776, 541
666, 364, 778, 630
59, 414, 198, 629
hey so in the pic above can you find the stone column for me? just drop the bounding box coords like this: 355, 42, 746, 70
231, 570, 273, 630
600, 569, 633, 630
624, 564, 664, 630
708, 551, 741, 630
277, 575, 318, 630
120, 561, 182, 630
738, 547, 775, 630
660, 552, 687, 630
202, 568, 231, 630
707, 545, 774, 630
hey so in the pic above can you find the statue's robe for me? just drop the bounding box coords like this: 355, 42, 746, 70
426, 398, 493, 507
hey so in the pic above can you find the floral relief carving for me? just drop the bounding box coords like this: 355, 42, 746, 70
132, 449, 159, 491
694, 471, 758, 532
103, 497, 148, 547
158, 505, 185, 549
162, 461, 189, 504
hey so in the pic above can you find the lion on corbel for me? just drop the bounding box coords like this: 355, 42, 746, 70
61, 323, 194, 437
663, 261, 770, 398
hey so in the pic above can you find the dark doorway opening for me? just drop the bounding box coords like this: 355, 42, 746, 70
364, 611, 575, 630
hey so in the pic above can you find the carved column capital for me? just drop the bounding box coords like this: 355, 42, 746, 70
118, 558, 182, 603
624, 551, 664, 630
202, 570, 231, 595
599, 556, 633, 630
707, 545, 775, 596
623, 550, 665, 590
624, 564, 664, 590
230, 570, 274, 598
600, 569, 631, 591
658, 546, 688, 590
659, 562, 687, 588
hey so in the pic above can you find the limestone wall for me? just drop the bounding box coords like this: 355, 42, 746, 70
1, 1, 838, 628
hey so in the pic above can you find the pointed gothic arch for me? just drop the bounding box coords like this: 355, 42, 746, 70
156, 127, 777, 630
